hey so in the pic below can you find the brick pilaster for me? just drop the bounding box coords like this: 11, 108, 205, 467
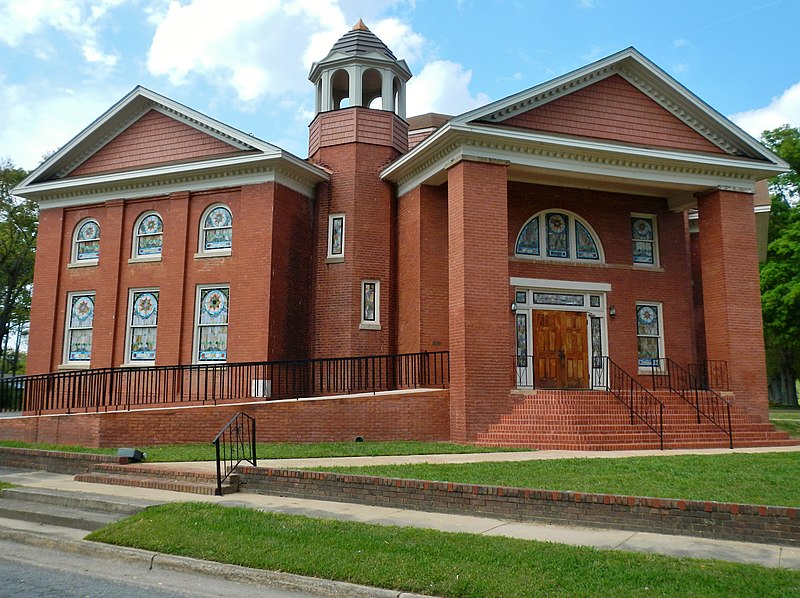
91, 200, 124, 369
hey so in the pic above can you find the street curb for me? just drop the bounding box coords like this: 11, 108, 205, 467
0, 527, 432, 598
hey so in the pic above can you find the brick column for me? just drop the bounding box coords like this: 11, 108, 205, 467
696, 188, 768, 419
447, 159, 513, 441
26, 208, 64, 374
157, 192, 190, 365
92, 200, 124, 369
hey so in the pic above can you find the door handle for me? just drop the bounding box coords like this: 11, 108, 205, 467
558, 349, 565, 362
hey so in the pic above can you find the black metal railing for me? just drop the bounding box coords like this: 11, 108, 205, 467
514, 354, 535, 388
1, 351, 450, 415
213, 411, 256, 496
687, 360, 729, 391
0, 376, 24, 412
646, 358, 733, 448
591, 356, 664, 449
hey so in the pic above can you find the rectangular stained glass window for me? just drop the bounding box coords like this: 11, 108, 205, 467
636, 303, 663, 368
197, 287, 229, 362
632, 216, 656, 265
516, 312, 528, 368
66, 293, 95, 363
128, 290, 158, 363
328, 214, 345, 257
532, 293, 585, 307
362, 281, 377, 322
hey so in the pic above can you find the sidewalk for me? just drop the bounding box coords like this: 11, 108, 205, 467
1, 445, 799, 570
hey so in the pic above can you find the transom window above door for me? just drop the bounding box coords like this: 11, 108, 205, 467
515, 210, 603, 263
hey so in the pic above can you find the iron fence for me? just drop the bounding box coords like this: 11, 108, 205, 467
646, 358, 732, 448
591, 356, 664, 449
687, 360, 729, 391
0, 351, 449, 415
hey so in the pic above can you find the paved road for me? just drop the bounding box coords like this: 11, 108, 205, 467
0, 539, 318, 598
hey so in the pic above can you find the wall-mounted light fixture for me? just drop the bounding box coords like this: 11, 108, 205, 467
609, 305, 616, 318
511, 302, 518, 312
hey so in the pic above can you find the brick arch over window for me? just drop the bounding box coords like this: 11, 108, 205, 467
515, 209, 604, 262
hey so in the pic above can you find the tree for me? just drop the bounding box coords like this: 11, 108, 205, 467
0, 159, 36, 376
760, 126, 800, 406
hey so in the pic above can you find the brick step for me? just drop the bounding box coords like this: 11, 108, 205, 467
74, 471, 239, 495
90, 463, 222, 483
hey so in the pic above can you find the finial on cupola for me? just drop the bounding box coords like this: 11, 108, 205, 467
352, 18, 368, 31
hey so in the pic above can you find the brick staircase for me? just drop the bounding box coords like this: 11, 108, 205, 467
75, 463, 239, 495
476, 389, 798, 450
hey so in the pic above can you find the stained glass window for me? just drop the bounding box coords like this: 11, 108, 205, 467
362, 281, 378, 323
575, 221, 599, 260
128, 291, 158, 363
202, 206, 232, 252
197, 287, 229, 362
74, 219, 100, 262
515, 312, 528, 368
515, 217, 540, 255
632, 216, 656, 265
546, 213, 569, 258
515, 211, 601, 263
135, 213, 163, 257
590, 316, 603, 369
66, 293, 95, 362
328, 214, 345, 258
532, 293, 585, 307
636, 303, 662, 368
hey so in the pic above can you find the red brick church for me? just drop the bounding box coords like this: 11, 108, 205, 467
7, 22, 794, 449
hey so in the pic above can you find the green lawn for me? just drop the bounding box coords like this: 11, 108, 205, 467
0, 440, 525, 462
770, 407, 800, 438
87, 502, 799, 598
308, 452, 800, 507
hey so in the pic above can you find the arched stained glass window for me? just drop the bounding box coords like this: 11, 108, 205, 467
200, 205, 232, 253
515, 211, 603, 263
134, 212, 163, 258
73, 219, 100, 262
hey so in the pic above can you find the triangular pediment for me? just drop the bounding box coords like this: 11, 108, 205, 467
489, 74, 726, 155
452, 48, 780, 162
67, 108, 252, 178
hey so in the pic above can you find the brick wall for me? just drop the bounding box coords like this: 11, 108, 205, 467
0, 390, 449, 447
26, 182, 305, 373
503, 74, 725, 155
238, 467, 800, 547
0, 446, 115, 473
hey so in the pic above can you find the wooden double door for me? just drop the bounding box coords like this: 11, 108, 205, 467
533, 310, 589, 389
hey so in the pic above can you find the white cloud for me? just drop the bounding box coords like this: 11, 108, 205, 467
673, 38, 692, 48
0, 78, 122, 170
406, 60, 490, 117
729, 81, 800, 138
0, 0, 122, 66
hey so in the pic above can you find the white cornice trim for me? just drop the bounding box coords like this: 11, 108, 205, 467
385, 123, 780, 197
19, 154, 328, 208
510, 277, 612, 292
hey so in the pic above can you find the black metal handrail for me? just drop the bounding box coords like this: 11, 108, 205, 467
591, 356, 664, 449
687, 360, 729, 391
0, 351, 450, 415
0, 376, 24, 412
213, 411, 256, 496
647, 358, 733, 448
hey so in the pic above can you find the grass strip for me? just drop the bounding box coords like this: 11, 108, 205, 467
770, 408, 800, 438
87, 502, 799, 598
309, 452, 800, 507
0, 440, 524, 462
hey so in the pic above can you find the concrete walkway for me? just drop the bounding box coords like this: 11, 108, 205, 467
1, 445, 799, 570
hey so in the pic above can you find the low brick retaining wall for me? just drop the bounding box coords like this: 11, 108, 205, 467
0, 447, 116, 474
238, 467, 800, 547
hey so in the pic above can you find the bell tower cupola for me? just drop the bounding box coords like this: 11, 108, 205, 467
309, 19, 412, 118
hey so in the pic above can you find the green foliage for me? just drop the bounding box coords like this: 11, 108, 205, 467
0, 159, 35, 376
760, 127, 800, 403
88, 502, 800, 597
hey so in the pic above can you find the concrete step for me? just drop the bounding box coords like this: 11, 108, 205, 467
0, 495, 126, 531
1, 486, 158, 515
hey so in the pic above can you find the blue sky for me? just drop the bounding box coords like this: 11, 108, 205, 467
2, 0, 799, 171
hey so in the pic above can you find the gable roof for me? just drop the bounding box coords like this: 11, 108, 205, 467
383, 48, 789, 198
14, 86, 328, 205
